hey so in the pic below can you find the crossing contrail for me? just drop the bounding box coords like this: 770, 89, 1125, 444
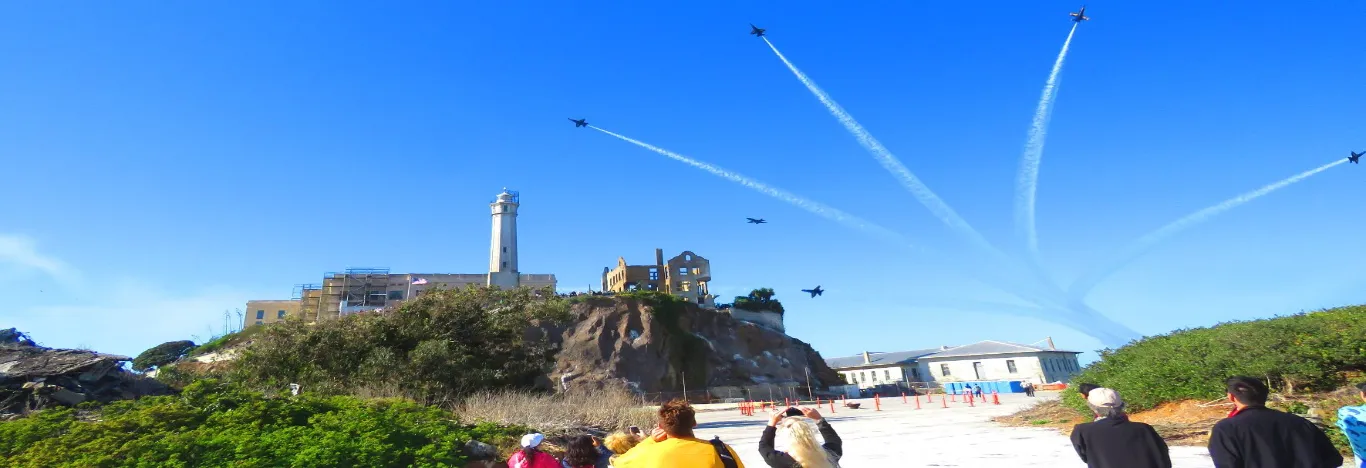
591, 125, 913, 247
591, 125, 1139, 344
759, 37, 1002, 258
1015, 23, 1080, 266
1069, 157, 1351, 300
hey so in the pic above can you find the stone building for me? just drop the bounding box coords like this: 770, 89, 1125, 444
601, 249, 715, 308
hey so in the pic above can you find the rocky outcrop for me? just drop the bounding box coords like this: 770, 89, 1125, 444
535, 297, 841, 397
0, 330, 172, 416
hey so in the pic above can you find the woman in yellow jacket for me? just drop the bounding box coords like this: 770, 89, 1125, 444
612, 400, 746, 468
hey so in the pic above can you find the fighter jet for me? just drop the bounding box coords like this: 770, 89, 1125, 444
746, 218, 767, 224
1070, 6, 1090, 22
750, 24, 766, 37
800, 286, 824, 298
1350, 151, 1363, 164
568, 118, 588, 128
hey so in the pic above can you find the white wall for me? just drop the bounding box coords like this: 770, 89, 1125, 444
836, 365, 917, 389
922, 352, 1082, 384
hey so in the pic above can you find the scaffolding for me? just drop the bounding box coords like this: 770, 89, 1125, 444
314, 268, 392, 320
293, 283, 323, 322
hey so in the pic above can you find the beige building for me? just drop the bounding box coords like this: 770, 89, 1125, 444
601, 249, 714, 308
245, 300, 301, 327
244, 189, 557, 329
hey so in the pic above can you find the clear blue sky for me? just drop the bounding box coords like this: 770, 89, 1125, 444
2, 1, 1363, 362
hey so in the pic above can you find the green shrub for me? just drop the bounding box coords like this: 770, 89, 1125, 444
132, 340, 197, 372
0, 379, 524, 467
231, 286, 571, 404
732, 288, 785, 315
1068, 305, 1366, 413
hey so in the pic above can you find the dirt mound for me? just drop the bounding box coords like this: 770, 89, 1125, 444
994, 398, 1229, 446
536, 297, 842, 398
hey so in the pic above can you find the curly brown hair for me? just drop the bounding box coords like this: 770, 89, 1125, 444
658, 399, 696, 437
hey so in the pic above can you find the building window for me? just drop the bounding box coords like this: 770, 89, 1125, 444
388, 291, 404, 300
884, 370, 891, 380
678, 267, 688, 276
255, 320, 262, 325
256, 310, 264, 320
502, 247, 507, 253
649, 269, 659, 280
1006, 360, 1017, 373
911, 368, 920, 380
501, 205, 508, 213
502, 261, 508, 268
277, 310, 286, 319
940, 364, 950, 376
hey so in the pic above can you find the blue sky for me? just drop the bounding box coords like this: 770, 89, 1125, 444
2, 1, 1363, 363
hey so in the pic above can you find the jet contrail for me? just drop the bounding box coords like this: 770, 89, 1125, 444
760, 37, 1001, 258
591, 126, 912, 247
590, 125, 1141, 344
1015, 23, 1080, 265
592, 125, 1075, 313
1069, 157, 1351, 300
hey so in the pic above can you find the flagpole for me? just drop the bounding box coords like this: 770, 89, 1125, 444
407, 274, 413, 301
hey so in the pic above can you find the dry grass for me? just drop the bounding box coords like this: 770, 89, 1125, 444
992, 399, 1090, 435
453, 387, 656, 437
994, 398, 1229, 446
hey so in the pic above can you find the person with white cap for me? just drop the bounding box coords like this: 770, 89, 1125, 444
1069, 387, 1172, 468
507, 433, 561, 468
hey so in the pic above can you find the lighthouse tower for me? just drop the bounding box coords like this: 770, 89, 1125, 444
488, 188, 520, 289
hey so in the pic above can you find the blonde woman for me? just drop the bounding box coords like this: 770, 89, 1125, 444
759, 407, 842, 468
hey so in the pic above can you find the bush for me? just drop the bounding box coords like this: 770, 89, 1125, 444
231, 286, 571, 404
1068, 305, 1366, 412
132, 340, 197, 372
0, 379, 525, 467
732, 288, 784, 315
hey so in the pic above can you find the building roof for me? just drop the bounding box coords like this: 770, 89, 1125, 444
825, 348, 944, 369
919, 340, 1079, 359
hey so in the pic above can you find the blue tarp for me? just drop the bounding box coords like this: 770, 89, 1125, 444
942, 380, 1026, 394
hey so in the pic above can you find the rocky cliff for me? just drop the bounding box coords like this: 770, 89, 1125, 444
532, 295, 841, 397
0, 329, 172, 417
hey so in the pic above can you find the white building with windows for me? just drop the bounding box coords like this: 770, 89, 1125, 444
824, 349, 941, 389
824, 339, 1083, 388
918, 340, 1083, 385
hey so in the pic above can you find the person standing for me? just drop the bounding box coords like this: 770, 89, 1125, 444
612, 400, 746, 468
508, 433, 562, 468
758, 406, 842, 468
1069, 387, 1172, 468
1208, 376, 1343, 468
1337, 382, 1366, 468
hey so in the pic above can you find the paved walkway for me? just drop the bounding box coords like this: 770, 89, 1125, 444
693, 392, 1213, 467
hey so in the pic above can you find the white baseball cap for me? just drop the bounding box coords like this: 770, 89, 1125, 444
1086, 387, 1123, 407
521, 433, 545, 448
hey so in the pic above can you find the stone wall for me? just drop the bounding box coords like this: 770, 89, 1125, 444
728, 308, 784, 333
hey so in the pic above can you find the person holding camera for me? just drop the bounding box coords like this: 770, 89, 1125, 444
758, 406, 842, 468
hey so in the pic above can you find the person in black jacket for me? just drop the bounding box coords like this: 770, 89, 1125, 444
1070, 387, 1171, 468
1207, 376, 1343, 468
758, 406, 841, 468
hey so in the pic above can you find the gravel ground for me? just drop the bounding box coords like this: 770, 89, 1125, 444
692, 392, 1214, 467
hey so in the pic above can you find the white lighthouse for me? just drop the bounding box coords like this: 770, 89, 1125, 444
487, 188, 520, 289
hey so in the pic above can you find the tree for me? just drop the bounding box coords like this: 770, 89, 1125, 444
733, 288, 785, 315
132, 340, 197, 372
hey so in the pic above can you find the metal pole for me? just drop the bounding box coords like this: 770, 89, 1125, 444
805, 367, 814, 403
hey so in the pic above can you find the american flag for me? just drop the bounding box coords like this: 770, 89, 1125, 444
411, 277, 428, 285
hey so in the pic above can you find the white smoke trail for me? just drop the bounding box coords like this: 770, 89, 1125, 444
591, 126, 912, 247
760, 37, 998, 257
1069, 158, 1350, 300
592, 125, 1141, 345
1015, 23, 1080, 264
